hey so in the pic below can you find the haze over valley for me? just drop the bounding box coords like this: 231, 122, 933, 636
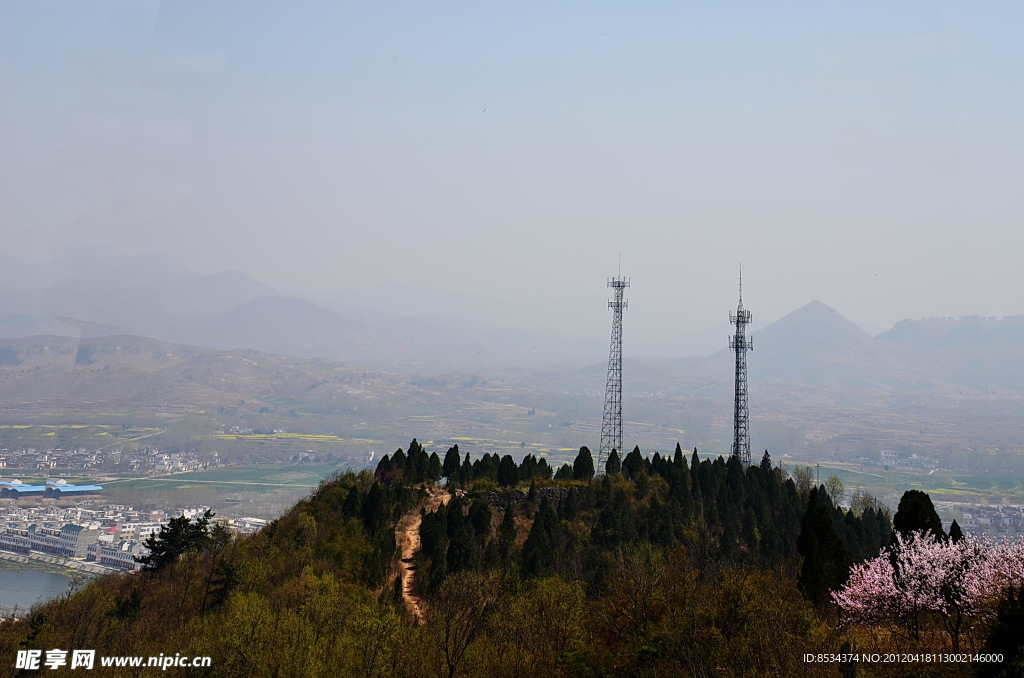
2, 251, 1024, 516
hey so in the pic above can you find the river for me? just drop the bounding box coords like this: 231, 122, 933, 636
0, 562, 73, 614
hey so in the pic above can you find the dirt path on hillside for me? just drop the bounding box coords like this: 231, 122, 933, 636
396, 487, 450, 624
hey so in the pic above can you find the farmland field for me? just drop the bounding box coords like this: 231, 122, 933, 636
98, 464, 343, 518
778, 460, 1024, 537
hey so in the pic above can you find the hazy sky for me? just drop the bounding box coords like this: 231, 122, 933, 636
2, 1, 1022, 344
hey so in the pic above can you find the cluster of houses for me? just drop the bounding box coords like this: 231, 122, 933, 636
0, 502, 267, 572
0, 447, 218, 473
933, 501, 1024, 537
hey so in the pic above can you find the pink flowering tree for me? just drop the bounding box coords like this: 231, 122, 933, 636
832, 531, 1024, 651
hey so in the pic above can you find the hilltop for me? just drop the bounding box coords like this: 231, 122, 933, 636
0, 445, 892, 677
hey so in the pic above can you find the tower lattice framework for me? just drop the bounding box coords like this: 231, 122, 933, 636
599, 276, 629, 471
729, 270, 753, 467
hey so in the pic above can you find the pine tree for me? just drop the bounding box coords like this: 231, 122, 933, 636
536, 458, 553, 480
374, 454, 393, 482
135, 509, 214, 572
949, 519, 964, 544
798, 488, 850, 605
622, 445, 646, 479
442, 445, 461, 482
468, 499, 493, 545
361, 483, 388, 535
893, 489, 945, 542
497, 454, 520, 487
342, 485, 362, 519
498, 507, 516, 562
427, 452, 442, 483
573, 446, 595, 480
605, 449, 621, 475
522, 498, 556, 577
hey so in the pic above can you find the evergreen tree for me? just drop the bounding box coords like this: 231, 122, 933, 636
447, 523, 478, 573
519, 454, 538, 481
135, 510, 214, 572
446, 496, 466, 538
405, 442, 425, 484
558, 489, 578, 521
442, 445, 461, 482
573, 446, 595, 480
374, 454, 393, 482
391, 448, 407, 472
622, 445, 646, 479
949, 519, 964, 544
536, 458, 553, 480
893, 489, 945, 542
468, 499, 493, 545
497, 454, 519, 487
651, 451, 666, 478
420, 506, 448, 559
798, 488, 850, 605
605, 449, 621, 475
498, 507, 516, 562
522, 498, 556, 577
342, 485, 362, 519
427, 452, 442, 483
362, 482, 389, 534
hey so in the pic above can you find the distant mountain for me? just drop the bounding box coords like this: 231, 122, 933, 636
0, 251, 600, 374
53, 250, 192, 285
877, 316, 1024, 392
171, 295, 600, 374
117, 270, 275, 323
171, 295, 394, 361
0, 251, 273, 339
511, 300, 994, 399
5, 250, 1024, 399
37, 269, 274, 332
744, 300, 884, 386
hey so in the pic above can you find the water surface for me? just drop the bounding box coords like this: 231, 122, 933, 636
0, 564, 72, 614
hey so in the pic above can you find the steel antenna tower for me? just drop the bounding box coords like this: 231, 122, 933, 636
599, 276, 629, 471
729, 268, 754, 467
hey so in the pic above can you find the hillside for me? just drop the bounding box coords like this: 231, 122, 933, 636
0, 447, 893, 677
0, 335, 416, 418
878, 315, 1024, 392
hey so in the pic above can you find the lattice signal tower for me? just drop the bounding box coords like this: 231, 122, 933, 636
729, 268, 754, 467
599, 276, 629, 471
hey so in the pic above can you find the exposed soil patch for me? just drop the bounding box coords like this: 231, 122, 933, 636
396, 487, 450, 623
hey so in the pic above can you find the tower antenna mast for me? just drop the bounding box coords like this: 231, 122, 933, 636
729, 266, 753, 466
599, 274, 629, 471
